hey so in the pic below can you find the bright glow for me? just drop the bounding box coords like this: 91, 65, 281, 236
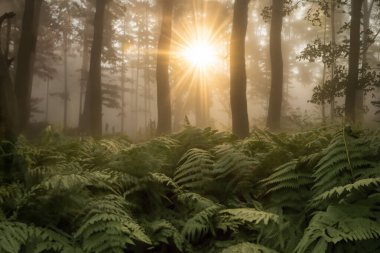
181, 40, 218, 68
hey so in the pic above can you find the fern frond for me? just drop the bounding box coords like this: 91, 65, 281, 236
213, 144, 255, 193
174, 148, 214, 190
148, 219, 187, 252
0, 222, 78, 253
313, 131, 373, 196
181, 204, 221, 242
311, 177, 380, 206
295, 204, 380, 253
220, 242, 278, 253
75, 195, 151, 253
219, 208, 279, 225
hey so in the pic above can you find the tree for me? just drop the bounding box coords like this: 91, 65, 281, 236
230, 0, 250, 138
356, 0, 375, 122
14, 0, 42, 133
267, 0, 284, 130
81, 0, 109, 136
156, 0, 174, 135
0, 12, 17, 140
345, 0, 364, 123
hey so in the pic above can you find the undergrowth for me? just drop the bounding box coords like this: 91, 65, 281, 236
0, 125, 380, 253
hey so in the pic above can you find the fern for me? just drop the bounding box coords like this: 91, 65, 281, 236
75, 195, 151, 253
174, 148, 214, 190
212, 144, 255, 194
295, 200, 380, 253
147, 219, 188, 252
0, 221, 79, 253
312, 129, 374, 196
181, 204, 221, 242
311, 177, 380, 207
220, 242, 279, 253
218, 208, 279, 228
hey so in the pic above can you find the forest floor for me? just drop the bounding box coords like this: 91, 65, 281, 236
0, 125, 380, 253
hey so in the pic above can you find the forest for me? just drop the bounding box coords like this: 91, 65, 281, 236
0, 0, 380, 252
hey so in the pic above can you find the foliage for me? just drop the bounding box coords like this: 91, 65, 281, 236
1, 126, 380, 252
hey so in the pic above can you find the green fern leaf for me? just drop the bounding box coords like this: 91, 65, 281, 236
220, 242, 278, 253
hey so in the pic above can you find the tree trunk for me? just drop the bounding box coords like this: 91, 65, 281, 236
330, 0, 336, 121
267, 0, 284, 130
356, 0, 372, 122
63, 18, 69, 131
230, 0, 250, 138
345, 0, 364, 123
78, 6, 90, 128
120, 13, 127, 133
81, 0, 108, 136
0, 52, 17, 140
156, 0, 174, 135
14, 0, 42, 132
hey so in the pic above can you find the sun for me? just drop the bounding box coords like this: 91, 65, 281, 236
181, 40, 218, 69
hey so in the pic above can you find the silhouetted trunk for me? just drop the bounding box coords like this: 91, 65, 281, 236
0, 12, 17, 139
195, 82, 210, 128
356, 0, 373, 122
63, 16, 69, 131
330, 0, 336, 121
267, 0, 283, 130
156, 0, 174, 135
81, 0, 108, 136
345, 0, 363, 123
0, 13, 18, 182
230, 0, 250, 138
14, 0, 42, 132
120, 13, 127, 133
78, 7, 91, 127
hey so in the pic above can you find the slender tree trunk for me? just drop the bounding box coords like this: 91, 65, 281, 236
230, 0, 250, 138
267, 0, 284, 130
321, 16, 327, 124
356, 0, 372, 122
79, 10, 90, 128
4, 18, 11, 60
14, 0, 42, 132
45, 76, 49, 123
144, 2, 149, 132
81, 0, 108, 136
63, 20, 69, 131
135, 33, 141, 134
345, 0, 364, 123
156, 0, 174, 135
330, 0, 336, 121
0, 49, 17, 140
120, 14, 127, 133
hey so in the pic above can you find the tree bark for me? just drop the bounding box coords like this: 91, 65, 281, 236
156, 0, 174, 135
355, 0, 372, 122
230, 0, 250, 138
78, 5, 91, 128
345, 0, 364, 123
330, 0, 336, 121
14, 0, 42, 132
0, 50, 17, 140
267, 0, 284, 130
63, 15, 69, 131
81, 0, 108, 136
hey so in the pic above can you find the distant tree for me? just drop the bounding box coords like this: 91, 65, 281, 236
0, 12, 17, 140
345, 0, 364, 123
156, 0, 174, 135
81, 0, 109, 136
230, 0, 250, 138
267, 0, 284, 130
14, 0, 42, 133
